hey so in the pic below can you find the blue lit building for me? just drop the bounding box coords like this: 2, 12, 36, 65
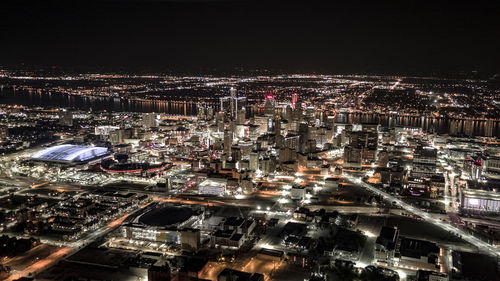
31, 144, 109, 164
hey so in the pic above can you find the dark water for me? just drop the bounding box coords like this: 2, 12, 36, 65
335, 112, 499, 137
0, 88, 199, 115
0, 88, 498, 136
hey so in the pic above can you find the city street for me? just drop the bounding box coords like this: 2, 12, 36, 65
343, 173, 500, 257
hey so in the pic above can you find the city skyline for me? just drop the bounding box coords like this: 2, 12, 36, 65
0, 1, 499, 281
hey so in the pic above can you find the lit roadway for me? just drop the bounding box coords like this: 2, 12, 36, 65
343, 173, 500, 258
4, 204, 149, 280
5, 247, 73, 281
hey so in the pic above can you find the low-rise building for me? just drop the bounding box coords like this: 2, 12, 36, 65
396, 237, 440, 271
375, 226, 399, 266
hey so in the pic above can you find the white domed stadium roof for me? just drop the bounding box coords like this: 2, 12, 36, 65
31, 144, 109, 163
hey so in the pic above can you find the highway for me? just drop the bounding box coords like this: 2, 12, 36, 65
343, 173, 500, 257
5, 247, 74, 281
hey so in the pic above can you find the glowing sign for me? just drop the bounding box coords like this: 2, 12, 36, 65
469, 198, 479, 206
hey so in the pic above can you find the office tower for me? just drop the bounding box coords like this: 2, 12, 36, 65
109, 129, 123, 145
293, 106, 303, 121
236, 108, 246, 125
253, 115, 269, 135
292, 92, 298, 109
224, 130, 233, 155
274, 118, 281, 136
59, 109, 73, 126
249, 151, 259, 171
283, 135, 300, 151
412, 146, 437, 178
143, 113, 158, 128
220, 88, 246, 121
344, 145, 362, 165
378, 149, 389, 167
298, 122, 309, 153
216, 111, 225, 132
264, 95, 275, 116
344, 129, 378, 164
285, 105, 293, 122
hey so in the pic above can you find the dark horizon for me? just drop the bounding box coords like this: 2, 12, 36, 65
1, 0, 499, 76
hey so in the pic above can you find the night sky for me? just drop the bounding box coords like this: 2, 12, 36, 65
1, 0, 499, 75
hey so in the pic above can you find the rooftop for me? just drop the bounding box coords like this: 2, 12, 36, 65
31, 144, 108, 163
138, 206, 196, 227
399, 237, 439, 260
376, 226, 399, 250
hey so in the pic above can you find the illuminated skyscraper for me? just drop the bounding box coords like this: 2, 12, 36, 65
220, 88, 246, 120
292, 92, 298, 109
264, 95, 275, 116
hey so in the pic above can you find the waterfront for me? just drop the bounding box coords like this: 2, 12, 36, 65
1, 88, 498, 136
0, 88, 199, 115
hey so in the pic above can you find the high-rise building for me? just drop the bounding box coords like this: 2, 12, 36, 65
298, 123, 309, 153
95, 125, 120, 136
292, 92, 298, 109
224, 130, 233, 155
274, 118, 281, 136
285, 105, 293, 122
59, 109, 73, 126
293, 106, 303, 121
344, 146, 362, 166
110, 129, 123, 145
378, 149, 389, 167
253, 116, 270, 135
261, 157, 275, 174
143, 113, 158, 128
220, 88, 246, 121
236, 108, 246, 125
216, 112, 225, 132
412, 146, 437, 178
283, 135, 300, 150
249, 151, 259, 171
264, 95, 275, 116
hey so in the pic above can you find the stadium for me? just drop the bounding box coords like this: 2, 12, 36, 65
100, 161, 172, 177
121, 204, 203, 249
31, 144, 110, 164
138, 206, 197, 227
